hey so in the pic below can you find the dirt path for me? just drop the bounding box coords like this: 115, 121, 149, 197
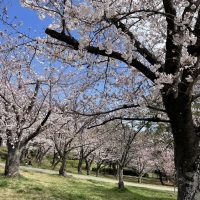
0, 163, 176, 192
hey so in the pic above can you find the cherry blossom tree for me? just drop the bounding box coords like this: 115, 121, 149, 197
156, 149, 175, 183
0, 65, 53, 176
75, 129, 104, 175
50, 113, 92, 176
17, 0, 200, 198
20, 134, 53, 166
97, 121, 145, 189
0, 28, 62, 176
149, 123, 175, 185
129, 135, 155, 184
93, 139, 114, 177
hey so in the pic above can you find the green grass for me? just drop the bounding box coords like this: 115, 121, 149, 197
25, 157, 168, 186
0, 168, 176, 200
0, 147, 174, 187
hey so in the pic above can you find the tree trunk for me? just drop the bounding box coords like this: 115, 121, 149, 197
37, 147, 50, 166
157, 170, 165, 186
85, 159, 90, 175
78, 158, 83, 174
138, 175, 142, 183
96, 163, 101, 177
59, 151, 68, 176
118, 165, 124, 189
85, 158, 94, 175
5, 143, 21, 177
52, 159, 60, 170
78, 148, 84, 174
163, 90, 200, 200
20, 147, 28, 163
0, 137, 3, 146
175, 144, 200, 200
112, 163, 118, 176
51, 150, 60, 169
176, 157, 200, 200
51, 149, 58, 167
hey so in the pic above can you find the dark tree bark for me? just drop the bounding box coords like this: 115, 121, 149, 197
118, 165, 124, 189
78, 147, 84, 174
59, 150, 68, 176
51, 150, 60, 170
85, 157, 94, 175
96, 162, 102, 177
138, 175, 143, 184
51, 149, 58, 166
112, 163, 118, 176
35, 146, 51, 166
157, 170, 165, 186
52, 159, 60, 170
0, 137, 3, 146
85, 159, 90, 175
162, 88, 200, 200
20, 147, 29, 163
78, 158, 83, 174
4, 143, 21, 177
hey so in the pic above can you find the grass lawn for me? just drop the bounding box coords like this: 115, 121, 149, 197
0, 147, 173, 187
0, 169, 176, 200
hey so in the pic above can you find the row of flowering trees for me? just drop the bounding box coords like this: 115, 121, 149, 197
32, 0, 200, 197
18, 119, 175, 189
1, 0, 199, 199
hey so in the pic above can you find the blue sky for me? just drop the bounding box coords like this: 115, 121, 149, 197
4, 0, 51, 37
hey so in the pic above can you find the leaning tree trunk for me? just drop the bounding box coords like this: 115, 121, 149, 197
118, 165, 124, 189
163, 90, 200, 200
5, 142, 21, 177
52, 159, 60, 170
59, 151, 68, 176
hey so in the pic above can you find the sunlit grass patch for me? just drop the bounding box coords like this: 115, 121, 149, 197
0, 167, 176, 200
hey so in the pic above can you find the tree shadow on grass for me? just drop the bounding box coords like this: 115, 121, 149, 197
108, 187, 176, 200
84, 179, 175, 200
0, 172, 29, 188
0, 172, 176, 200
45, 182, 176, 200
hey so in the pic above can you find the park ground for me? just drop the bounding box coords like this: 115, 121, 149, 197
0, 165, 176, 200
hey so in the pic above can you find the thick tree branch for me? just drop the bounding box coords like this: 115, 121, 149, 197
26, 80, 40, 113
45, 28, 157, 81
188, 7, 200, 56
88, 116, 170, 129
162, 0, 181, 74
21, 110, 51, 147
107, 17, 159, 65
70, 103, 166, 117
